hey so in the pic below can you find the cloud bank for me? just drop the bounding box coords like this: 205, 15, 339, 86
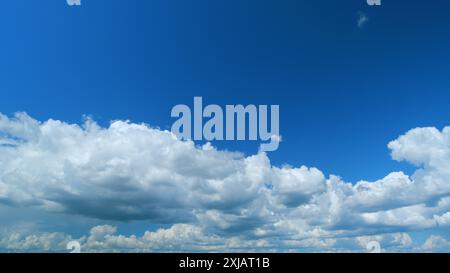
0, 112, 449, 252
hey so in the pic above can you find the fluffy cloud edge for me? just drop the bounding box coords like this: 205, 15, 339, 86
1, 112, 450, 252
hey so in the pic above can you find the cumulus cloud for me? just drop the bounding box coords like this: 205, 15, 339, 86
0, 224, 425, 253
420, 235, 450, 252
0, 113, 450, 252
0, 229, 73, 252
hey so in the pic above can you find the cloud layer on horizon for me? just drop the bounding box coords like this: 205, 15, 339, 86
0, 112, 450, 252
2, 224, 449, 253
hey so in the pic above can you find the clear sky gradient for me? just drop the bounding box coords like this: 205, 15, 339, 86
2, 1, 449, 182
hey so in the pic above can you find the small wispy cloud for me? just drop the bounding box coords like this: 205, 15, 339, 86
357, 11, 369, 29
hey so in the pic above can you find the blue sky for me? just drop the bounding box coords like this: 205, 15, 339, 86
1, 0, 450, 181
0, 0, 450, 252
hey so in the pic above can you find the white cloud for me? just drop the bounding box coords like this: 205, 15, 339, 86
0, 224, 428, 253
1, 113, 450, 252
357, 12, 369, 29
0, 229, 73, 252
421, 235, 450, 252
